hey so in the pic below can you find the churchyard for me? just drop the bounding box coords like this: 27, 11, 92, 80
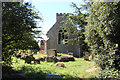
6, 50, 100, 80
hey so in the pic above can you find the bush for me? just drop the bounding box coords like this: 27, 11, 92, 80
99, 68, 120, 79
16, 53, 22, 58
95, 52, 120, 70
95, 52, 120, 79
84, 56, 90, 61
46, 56, 59, 62
20, 54, 28, 60
34, 58, 40, 64
25, 56, 35, 64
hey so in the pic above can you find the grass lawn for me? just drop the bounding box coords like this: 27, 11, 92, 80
11, 53, 100, 80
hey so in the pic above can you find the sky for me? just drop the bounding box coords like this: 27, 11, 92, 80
24, 0, 85, 44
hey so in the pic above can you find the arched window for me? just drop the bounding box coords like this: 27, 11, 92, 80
58, 29, 68, 44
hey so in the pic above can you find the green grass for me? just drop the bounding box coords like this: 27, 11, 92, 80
11, 53, 100, 80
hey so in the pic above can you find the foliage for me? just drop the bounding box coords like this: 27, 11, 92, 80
2, 2, 42, 65
84, 2, 120, 78
95, 53, 120, 79
61, 2, 91, 57
99, 68, 119, 79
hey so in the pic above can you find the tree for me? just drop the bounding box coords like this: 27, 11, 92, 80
84, 2, 120, 78
2, 2, 42, 65
61, 2, 90, 57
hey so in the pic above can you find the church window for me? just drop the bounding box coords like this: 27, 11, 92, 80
58, 29, 68, 44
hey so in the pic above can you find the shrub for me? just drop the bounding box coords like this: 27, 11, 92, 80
25, 56, 35, 64
46, 56, 59, 62
99, 68, 120, 79
84, 56, 89, 61
16, 53, 22, 58
20, 54, 28, 60
95, 52, 120, 79
95, 52, 120, 70
46, 57, 54, 62
34, 58, 40, 64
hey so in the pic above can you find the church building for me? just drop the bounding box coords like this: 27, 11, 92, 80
46, 13, 80, 57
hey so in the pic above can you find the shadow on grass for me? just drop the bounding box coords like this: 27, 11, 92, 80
18, 66, 48, 80
61, 74, 98, 80
2, 66, 26, 80
2, 66, 98, 80
2, 66, 47, 80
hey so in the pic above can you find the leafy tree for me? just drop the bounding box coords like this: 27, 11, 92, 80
61, 2, 90, 57
2, 2, 42, 65
84, 2, 120, 78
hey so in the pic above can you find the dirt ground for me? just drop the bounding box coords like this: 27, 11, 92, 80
86, 67, 100, 73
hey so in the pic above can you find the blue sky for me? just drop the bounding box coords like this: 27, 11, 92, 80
24, 0, 85, 43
